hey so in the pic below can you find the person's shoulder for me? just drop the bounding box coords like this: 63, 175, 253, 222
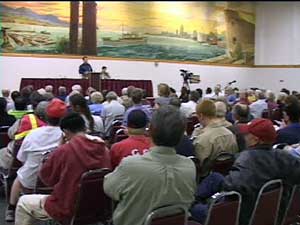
111, 138, 130, 150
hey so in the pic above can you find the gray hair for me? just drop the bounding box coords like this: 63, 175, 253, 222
71, 84, 82, 92
266, 90, 276, 102
150, 105, 186, 147
277, 92, 288, 102
122, 87, 128, 96
106, 91, 118, 101
45, 85, 53, 92
35, 101, 49, 121
215, 101, 227, 118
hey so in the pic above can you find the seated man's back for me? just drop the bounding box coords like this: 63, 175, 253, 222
104, 105, 196, 225
223, 119, 300, 225
105, 149, 196, 225
17, 120, 63, 189
193, 100, 238, 177
40, 133, 111, 221
110, 109, 152, 168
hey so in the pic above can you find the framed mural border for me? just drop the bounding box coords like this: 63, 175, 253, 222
1, 52, 252, 68
3, 53, 300, 68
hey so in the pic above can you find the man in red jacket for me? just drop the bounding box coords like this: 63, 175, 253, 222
110, 109, 152, 169
14, 112, 111, 225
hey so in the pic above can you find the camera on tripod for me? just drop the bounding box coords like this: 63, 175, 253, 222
180, 69, 194, 81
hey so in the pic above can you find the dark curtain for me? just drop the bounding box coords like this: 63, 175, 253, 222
20, 78, 153, 97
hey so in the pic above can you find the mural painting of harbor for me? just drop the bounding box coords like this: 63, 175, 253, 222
0, 1, 255, 65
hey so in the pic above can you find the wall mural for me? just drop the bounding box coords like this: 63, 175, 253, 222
0, 1, 255, 65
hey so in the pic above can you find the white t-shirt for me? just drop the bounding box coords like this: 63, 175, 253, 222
17, 126, 63, 188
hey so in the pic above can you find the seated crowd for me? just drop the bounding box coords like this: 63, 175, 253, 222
0, 83, 300, 225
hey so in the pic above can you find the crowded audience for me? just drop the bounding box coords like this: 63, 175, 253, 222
1, 83, 300, 225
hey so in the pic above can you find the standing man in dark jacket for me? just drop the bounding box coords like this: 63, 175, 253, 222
14, 113, 111, 225
223, 118, 300, 225
79, 56, 93, 78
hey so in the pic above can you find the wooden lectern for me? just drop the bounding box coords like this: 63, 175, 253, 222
87, 72, 101, 91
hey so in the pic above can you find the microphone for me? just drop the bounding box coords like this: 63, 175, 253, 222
228, 80, 237, 85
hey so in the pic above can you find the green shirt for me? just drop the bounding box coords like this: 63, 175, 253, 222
104, 146, 196, 225
8, 110, 29, 119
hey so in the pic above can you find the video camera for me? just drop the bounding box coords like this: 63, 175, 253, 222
180, 69, 194, 81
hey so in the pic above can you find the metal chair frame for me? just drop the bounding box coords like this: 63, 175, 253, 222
144, 204, 188, 225
248, 179, 283, 225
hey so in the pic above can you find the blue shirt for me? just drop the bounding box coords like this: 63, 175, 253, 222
123, 104, 152, 126
89, 104, 104, 116
291, 148, 300, 158
79, 63, 93, 75
276, 123, 300, 145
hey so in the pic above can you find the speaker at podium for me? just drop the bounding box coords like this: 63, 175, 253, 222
87, 72, 102, 91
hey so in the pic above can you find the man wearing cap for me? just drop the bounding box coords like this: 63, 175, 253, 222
110, 109, 152, 169
6, 98, 67, 222
223, 118, 300, 225
14, 113, 111, 225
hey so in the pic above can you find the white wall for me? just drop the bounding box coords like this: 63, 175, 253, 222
0, 56, 251, 96
1, 56, 300, 96
255, 2, 300, 65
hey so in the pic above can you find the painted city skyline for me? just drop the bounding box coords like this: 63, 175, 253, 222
0, 1, 255, 65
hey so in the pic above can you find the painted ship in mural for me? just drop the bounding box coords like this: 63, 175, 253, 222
102, 24, 147, 47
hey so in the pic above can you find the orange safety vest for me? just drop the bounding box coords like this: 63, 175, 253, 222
15, 114, 45, 140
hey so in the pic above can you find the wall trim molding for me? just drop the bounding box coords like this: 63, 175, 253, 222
2, 53, 300, 69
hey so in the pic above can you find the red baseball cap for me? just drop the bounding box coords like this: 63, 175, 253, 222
46, 98, 67, 118
238, 118, 277, 143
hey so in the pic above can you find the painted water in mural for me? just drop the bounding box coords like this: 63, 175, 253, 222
0, 1, 255, 64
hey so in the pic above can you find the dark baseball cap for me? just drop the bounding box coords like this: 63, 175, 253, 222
127, 109, 148, 129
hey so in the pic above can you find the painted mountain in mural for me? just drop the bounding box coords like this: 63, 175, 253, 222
0, 3, 68, 27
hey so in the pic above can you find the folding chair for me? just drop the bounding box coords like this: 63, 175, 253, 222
201, 191, 242, 225
146, 97, 155, 108
0, 126, 10, 149
60, 168, 113, 225
186, 116, 200, 136
188, 156, 202, 184
4, 141, 23, 203
248, 179, 283, 225
272, 143, 289, 150
34, 151, 53, 194
113, 128, 128, 144
211, 152, 235, 176
144, 204, 188, 225
280, 185, 300, 225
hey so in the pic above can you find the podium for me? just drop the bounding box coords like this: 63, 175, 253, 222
87, 72, 101, 91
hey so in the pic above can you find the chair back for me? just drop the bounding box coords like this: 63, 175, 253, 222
0, 126, 10, 148
69, 168, 112, 225
188, 156, 201, 184
204, 191, 242, 225
271, 108, 282, 121
146, 97, 155, 108
144, 204, 188, 225
211, 152, 235, 176
248, 179, 283, 225
109, 125, 123, 143
262, 109, 271, 119
272, 143, 289, 150
112, 128, 128, 143
186, 116, 199, 136
280, 185, 300, 225
4, 141, 23, 202
34, 151, 53, 194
